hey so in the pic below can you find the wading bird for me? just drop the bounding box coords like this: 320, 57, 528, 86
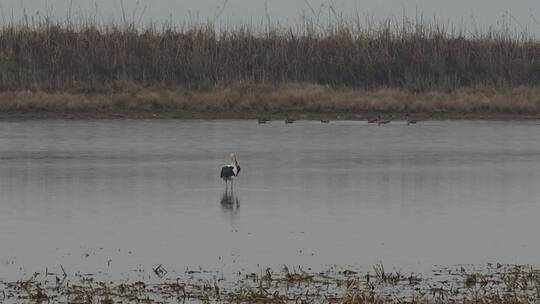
220, 153, 241, 192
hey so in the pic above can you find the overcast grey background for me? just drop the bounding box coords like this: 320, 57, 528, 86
0, 0, 539, 35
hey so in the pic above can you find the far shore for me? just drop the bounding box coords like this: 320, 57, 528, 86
1, 83, 539, 120
1, 111, 540, 121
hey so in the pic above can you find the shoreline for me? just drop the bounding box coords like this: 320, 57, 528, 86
1, 111, 540, 121
1, 264, 538, 303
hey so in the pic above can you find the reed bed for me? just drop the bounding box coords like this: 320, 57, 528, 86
0, 16, 539, 93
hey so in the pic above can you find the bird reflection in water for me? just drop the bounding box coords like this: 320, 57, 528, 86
220, 191, 240, 214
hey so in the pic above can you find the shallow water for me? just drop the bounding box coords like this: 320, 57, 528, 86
1, 119, 540, 281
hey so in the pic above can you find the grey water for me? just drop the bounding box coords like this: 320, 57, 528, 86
1, 119, 540, 281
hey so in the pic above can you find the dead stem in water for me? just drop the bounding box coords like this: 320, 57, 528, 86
2, 264, 540, 303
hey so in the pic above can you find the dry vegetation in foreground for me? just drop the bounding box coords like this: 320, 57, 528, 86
1, 264, 540, 303
1, 83, 539, 119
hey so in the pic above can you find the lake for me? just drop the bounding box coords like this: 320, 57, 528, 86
1, 119, 539, 281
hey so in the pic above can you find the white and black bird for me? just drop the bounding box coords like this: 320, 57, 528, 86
220, 153, 241, 192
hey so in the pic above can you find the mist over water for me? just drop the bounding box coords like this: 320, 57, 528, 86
1, 120, 540, 281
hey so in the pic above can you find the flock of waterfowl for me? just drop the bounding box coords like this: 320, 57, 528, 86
258, 115, 420, 125
228, 115, 419, 190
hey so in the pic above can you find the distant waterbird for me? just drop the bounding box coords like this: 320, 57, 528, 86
320, 119, 330, 124
285, 118, 295, 124
406, 115, 419, 125
377, 116, 392, 125
258, 118, 270, 124
368, 115, 380, 123
220, 153, 241, 192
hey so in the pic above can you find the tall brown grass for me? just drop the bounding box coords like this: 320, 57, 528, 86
1, 83, 539, 116
0, 16, 539, 92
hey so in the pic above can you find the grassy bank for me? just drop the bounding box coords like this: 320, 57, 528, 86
1, 83, 539, 119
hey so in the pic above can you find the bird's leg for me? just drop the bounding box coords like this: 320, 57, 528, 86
231, 179, 234, 193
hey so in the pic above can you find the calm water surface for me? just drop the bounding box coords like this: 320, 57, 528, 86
1, 120, 539, 280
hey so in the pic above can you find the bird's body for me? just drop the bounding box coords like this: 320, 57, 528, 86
407, 119, 418, 125
220, 164, 240, 180
405, 115, 418, 125
368, 115, 381, 123
220, 153, 241, 192
285, 117, 295, 124
377, 115, 392, 125
320, 119, 330, 123
258, 118, 270, 124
